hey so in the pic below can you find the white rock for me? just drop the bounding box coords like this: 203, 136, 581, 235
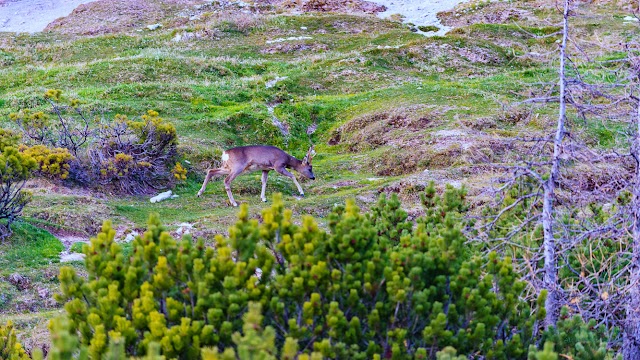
300, 26, 308, 30
265, 76, 288, 88
176, 223, 194, 236
60, 253, 86, 262
123, 231, 139, 243
265, 36, 312, 44
150, 190, 174, 203
624, 16, 639, 22
146, 23, 162, 30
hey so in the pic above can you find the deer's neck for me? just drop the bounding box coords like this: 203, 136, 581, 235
286, 156, 302, 169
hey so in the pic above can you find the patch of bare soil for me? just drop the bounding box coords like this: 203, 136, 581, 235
0, 0, 95, 33
44, 0, 202, 35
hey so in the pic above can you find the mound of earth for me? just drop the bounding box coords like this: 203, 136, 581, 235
43, 0, 386, 35
44, 0, 202, 35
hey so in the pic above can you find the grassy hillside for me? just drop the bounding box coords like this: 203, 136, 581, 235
0, 0, 637, 350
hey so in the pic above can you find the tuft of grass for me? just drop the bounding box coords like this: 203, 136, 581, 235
418, 25, 440, 33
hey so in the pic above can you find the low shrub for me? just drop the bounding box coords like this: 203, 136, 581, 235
50, 185, 541, 358
0, 130, 37, 239
10, 91, 182, 194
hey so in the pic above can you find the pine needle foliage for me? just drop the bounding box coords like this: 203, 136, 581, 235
50, 185, 548, 358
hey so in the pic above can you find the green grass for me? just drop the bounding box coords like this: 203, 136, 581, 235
0, 222, 63, 275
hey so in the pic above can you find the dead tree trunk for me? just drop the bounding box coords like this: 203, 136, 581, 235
542, 0, 571, 329
624, 86, 640, 360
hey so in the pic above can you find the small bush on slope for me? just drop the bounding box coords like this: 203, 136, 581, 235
10, 91, 181, 194
0, 129, 37, 239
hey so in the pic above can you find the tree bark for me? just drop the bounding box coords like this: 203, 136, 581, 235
542, 0, 570, 329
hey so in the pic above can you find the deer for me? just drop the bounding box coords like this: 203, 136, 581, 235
197, 145, 315, 206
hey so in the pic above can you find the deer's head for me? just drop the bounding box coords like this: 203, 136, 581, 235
299, 146, 316, 180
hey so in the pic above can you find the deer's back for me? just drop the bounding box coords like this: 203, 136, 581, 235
222, 145, 291, 170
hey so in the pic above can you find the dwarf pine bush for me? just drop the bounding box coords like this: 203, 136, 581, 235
0, 321, 31, 360
0, 129, 37, 239
47, 184, 549, 359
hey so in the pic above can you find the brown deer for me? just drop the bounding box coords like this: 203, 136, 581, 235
197, 145, 315, 206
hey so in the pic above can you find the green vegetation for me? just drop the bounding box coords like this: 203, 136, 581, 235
0, 188, 614, 359
1, 0, 637, 356
0, 320, 31, 360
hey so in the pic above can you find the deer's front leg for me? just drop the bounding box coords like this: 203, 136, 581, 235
275, 167, 304, 197
261, 170, 269, 202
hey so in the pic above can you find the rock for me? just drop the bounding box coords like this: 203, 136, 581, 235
7, 273, 30, 290
146, 23, 162, 30
150, 190, 174, 203
122, 231, 139, 243
265, 76, 288, 88
60, 253, 86, 262
265, 36, 312, 44
37, 287, 50, 299
624, 16, 639, 22
175, 223, 194, 236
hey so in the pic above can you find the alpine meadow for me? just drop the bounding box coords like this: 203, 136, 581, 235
1, 0, 639, 358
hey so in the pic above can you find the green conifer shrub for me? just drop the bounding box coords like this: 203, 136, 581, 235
50, 184, 544, 358
0, 321, 30, 360
0, 129, 37, 239
539, 307, 610, 360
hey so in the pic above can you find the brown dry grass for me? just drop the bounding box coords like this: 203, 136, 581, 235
330, 105, 441, 151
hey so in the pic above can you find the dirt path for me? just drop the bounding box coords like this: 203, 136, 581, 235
0, 0, 95, 33
367, 0, 470, 35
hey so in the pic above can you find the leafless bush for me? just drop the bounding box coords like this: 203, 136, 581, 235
87, 111, 179, 194
11, 91, 182, 195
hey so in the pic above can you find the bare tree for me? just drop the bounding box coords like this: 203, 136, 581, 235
483, 0, 573, 329
539, 0, 572, 328
623, 35, 640, 360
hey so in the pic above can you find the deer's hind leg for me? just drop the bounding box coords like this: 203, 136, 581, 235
224, 169, 244, 207
260, 170, 269, 203
197, 168, 229, 197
